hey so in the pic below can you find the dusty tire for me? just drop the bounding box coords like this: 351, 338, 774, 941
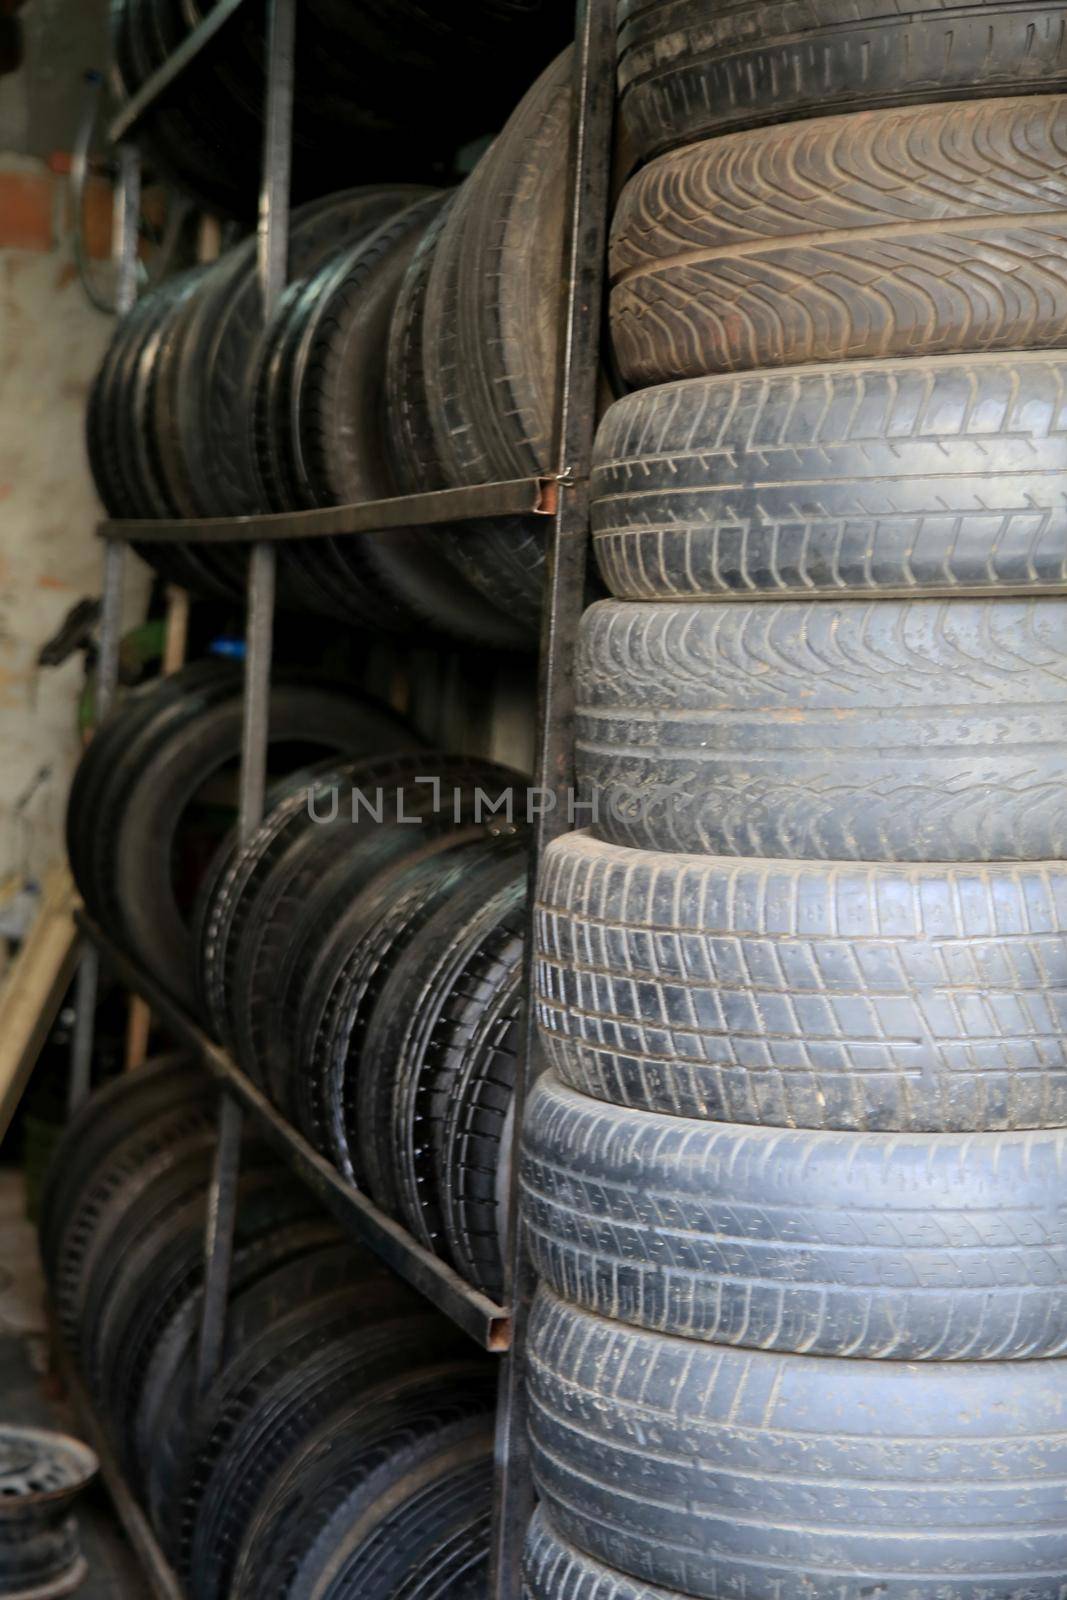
535, 831, 1067, 1133
523, 1074, 1067, 1359
576, 598, 1067, 861
617, 0, 1067, 163
610, 95, 1067, 386
528, 1287, 1067, 1600
591, 356, 1067, 601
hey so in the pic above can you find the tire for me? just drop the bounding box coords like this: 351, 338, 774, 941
535, 831, 1067, 1133
177, 1306, 460, 1598
293, 196, 528, 648
193, 752, 422, 1043
102, 671, 411, 1003
436, 925, 523, 1301
591, 356, 1067, 602
302, 833, 521, 1184
525, 1510, 669, 1600
179, 186, 428, 517
617, 0, 1067, 163
39, 1054, 204, 1282
368, 859, 526, 1265
239, 755, 525, 1108
228, 1367, 494, 1600
610, 95, 1067, 386
576, 598, 1067, 861
524, 1073, 1067, 1359
47, 1098, 216, 1358
528, 1286, 1067, 1600
418, 51, 570, 628
138, 1233, 360, 1541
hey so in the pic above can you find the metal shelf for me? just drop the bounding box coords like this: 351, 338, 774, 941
108, 0, 251, 145
99, 477, 557, 545
74, 910, 511, 1353
73, 1, 615, 1593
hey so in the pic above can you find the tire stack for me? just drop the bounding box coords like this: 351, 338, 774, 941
194, 752, 528, 1299
521, 7, 1067, 1598
41, 1058, 498, 1600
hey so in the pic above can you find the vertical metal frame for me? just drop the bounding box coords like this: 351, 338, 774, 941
195, 0, 296, 1396
490, 2, 617, 1594
68, 143, 141, 1114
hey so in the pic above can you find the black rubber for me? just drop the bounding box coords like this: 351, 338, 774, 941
138, 1235, 362, 1545
182, 188, 425, 517
71, 664, 412, 1003
46, 1096, 216, 1359
528, 1286, 1067, 1600
241, 755, 525, 1110
419, 51, 571, 628
535, 831, 1067, 1133
299, 832, 520, 1183
591, 355, 1067, 601
39, 1054, 204, 1285
524, 1073, 1067, 1359
617, 0, 1067, 163
177, 1305, 458, 1598
576, 598, 1067, 862
435, 915, 524, 1301
228, 1367, 494, 1600
292, 195, 527, 648
94, 1162, 318, 1476
367, 858, 526, 1266
610, 95, 1067, 386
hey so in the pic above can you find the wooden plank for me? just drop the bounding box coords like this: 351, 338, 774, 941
0, 865, 79, 1142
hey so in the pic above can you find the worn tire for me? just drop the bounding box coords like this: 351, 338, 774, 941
617, 0, 1067, 162
591, 356, 1067, 601
525, 1510, 670, 1600
610, 95, 1067, 386
528, 1287, 1067, 1600
418, 51, 570, 627
577, 598, 1067, 861
535, 831, 1067, 1133
524, 1073, 1067, 1359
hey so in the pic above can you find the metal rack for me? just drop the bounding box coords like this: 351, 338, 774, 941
68, 1, 615, 1595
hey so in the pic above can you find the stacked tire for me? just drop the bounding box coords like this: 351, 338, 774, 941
193, 751, 529, 1298
90, 57, 576, 643
41, 1058, 498, 1600
521, 8, 1067, 1598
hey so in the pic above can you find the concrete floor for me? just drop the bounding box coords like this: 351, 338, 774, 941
0, 1171, 148, 1598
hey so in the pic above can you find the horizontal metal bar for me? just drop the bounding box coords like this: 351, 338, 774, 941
74, 909, 511, 1352
98, 477, 554, 545
108, 0, 250, 144
55, 1338, 185, 1600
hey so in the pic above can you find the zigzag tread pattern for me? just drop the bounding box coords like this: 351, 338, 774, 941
534, 832, 1067, 1131
611, 97, 1067, 382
